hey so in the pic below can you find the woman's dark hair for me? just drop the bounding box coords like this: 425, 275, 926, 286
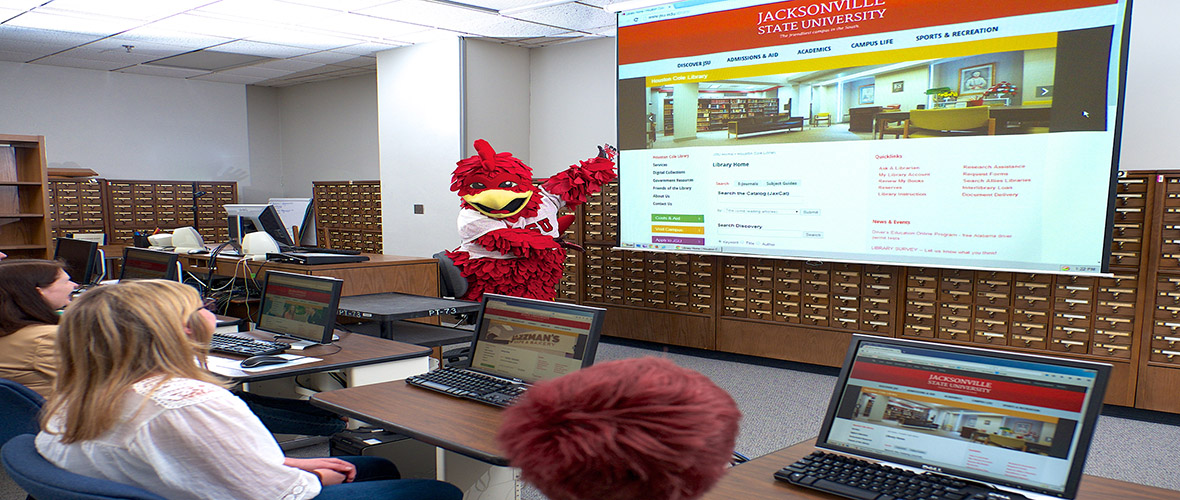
0, 259, 67, 335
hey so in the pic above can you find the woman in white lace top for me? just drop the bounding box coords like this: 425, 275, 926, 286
35, 280, 462, 500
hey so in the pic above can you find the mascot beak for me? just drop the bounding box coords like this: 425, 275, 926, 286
462, 188, 534, 218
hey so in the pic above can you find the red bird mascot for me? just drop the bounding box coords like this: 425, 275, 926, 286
444, 140, 617, 302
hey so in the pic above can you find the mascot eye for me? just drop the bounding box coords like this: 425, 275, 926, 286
499, 181, 517, 188
468, 182, 486, 190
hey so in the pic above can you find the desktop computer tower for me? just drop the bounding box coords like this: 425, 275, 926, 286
329, 428, 438, 479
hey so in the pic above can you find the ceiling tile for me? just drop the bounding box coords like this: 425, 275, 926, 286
117, 64, 213, 78
290, 50, 366, 65
0, 26, 98, 57
292, 12, 430, 40
505, 2, 612, 32
329, 40, 406, 56
252, 58, 325, 72
0, 7, 25, 21
63, 37, 197, 62
0, 49, 38, 62
114, 25, 236, 49
6, 9, 144, 35
324, 54, 376, 68
190, 71, 269, 84
216, 64, 292, 78
242, 27, 363, 51
213, 39, 319, 58
32, 54, 128, 71
142, 12, 266, 40
195, 0, 339, 26
279, 0, 405, 12
37, 0, 210, 21
0, 0, 46, 9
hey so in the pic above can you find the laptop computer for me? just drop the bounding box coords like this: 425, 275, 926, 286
251, 271, 344, 345
206, 271, 343, 363
778, 335, 1111, 500
114, 247, 181, 283
406, 293, 606, 407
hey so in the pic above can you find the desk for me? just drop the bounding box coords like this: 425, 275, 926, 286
312, 380, 517, 499
337, 292, 480, 339
702, 439, 1176, 500
182, 253, 439, 297
209, 329, 432, 387
873, 105, 1052, 139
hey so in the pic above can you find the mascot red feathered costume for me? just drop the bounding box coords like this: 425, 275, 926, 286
445, 140, 617, 302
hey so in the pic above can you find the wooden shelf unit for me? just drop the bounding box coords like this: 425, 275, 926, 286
0, 134, 52, 259
48, 179, 238, 245
312, 180, 382, 253
556, 172, 1180, 411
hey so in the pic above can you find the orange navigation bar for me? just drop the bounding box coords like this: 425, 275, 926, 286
618, 0, 1114, 65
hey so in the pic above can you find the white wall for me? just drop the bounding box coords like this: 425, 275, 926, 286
245, 86, 283, 202
1119, 0, 1174, 170
275, 74, 380, 198
464, 40, 531, 162
529, 38, 617, 176
376, 38, 464, 258
0, 60, 251, 189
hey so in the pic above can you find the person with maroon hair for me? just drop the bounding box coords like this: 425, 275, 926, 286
496, 357, 742, 500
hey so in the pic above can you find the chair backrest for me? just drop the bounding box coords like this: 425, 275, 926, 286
909, 107, 990, 131
2, 434, 167, 500
0, 379, 45, 446
433, 251, 468, 299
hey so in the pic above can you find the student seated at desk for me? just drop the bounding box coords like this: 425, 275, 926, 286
0, 259, 76, 397
497, 357, 742, 500
0, 260, 344, 437
35, 280, 463, 500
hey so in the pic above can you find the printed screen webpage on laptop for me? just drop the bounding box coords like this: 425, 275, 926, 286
816, 335, 1110, 499
468, 293, 605, 384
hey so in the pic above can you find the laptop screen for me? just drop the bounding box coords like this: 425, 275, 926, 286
120, 248, 179, 281
54, 237, 98, 285
816, 336, 1110, 499
256, 271, 343, 344
468, 294, 605, 384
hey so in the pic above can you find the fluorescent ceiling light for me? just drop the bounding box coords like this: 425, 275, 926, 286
604, 0, 678, 13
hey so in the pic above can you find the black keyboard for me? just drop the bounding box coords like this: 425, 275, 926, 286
405, 367, 527, 408
774, 451, 1030, 500
209, 333, 290, 357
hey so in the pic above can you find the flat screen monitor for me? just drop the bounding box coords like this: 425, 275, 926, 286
466, 293, 606, 384
615, 0, 1133, 275
817, 335, 1110, 499
119, 247, 180, 282
53, 237, 98, 285
255, 271, 343, 344
225, 204, 294, 248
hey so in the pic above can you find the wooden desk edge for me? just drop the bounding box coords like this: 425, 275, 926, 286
218, 331, 432, 383
311, 388, 511, 467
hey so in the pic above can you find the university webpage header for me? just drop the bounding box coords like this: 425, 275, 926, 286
825, 344, 1099, 493
615, 0, 1130, 274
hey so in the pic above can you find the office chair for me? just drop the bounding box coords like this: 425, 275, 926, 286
0, 379, 44, 446
2, 434, 167, 500
433, 251, 469, 299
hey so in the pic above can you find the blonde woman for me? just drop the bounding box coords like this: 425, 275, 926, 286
35, 280, 461, 500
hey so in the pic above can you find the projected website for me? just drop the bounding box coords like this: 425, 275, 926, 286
827, 344, 1099, 493
616, 0, 1128, 274
471, 300, 593, 383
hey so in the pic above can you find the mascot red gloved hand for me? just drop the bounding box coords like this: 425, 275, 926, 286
444, 139, 617, 302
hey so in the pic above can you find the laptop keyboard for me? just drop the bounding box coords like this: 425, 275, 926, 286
406, 366, 527, 408
774, 451, 1030, 500
209, 333, 290, 357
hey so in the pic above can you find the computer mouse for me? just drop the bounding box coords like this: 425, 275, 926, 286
240, 355, 288, 368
